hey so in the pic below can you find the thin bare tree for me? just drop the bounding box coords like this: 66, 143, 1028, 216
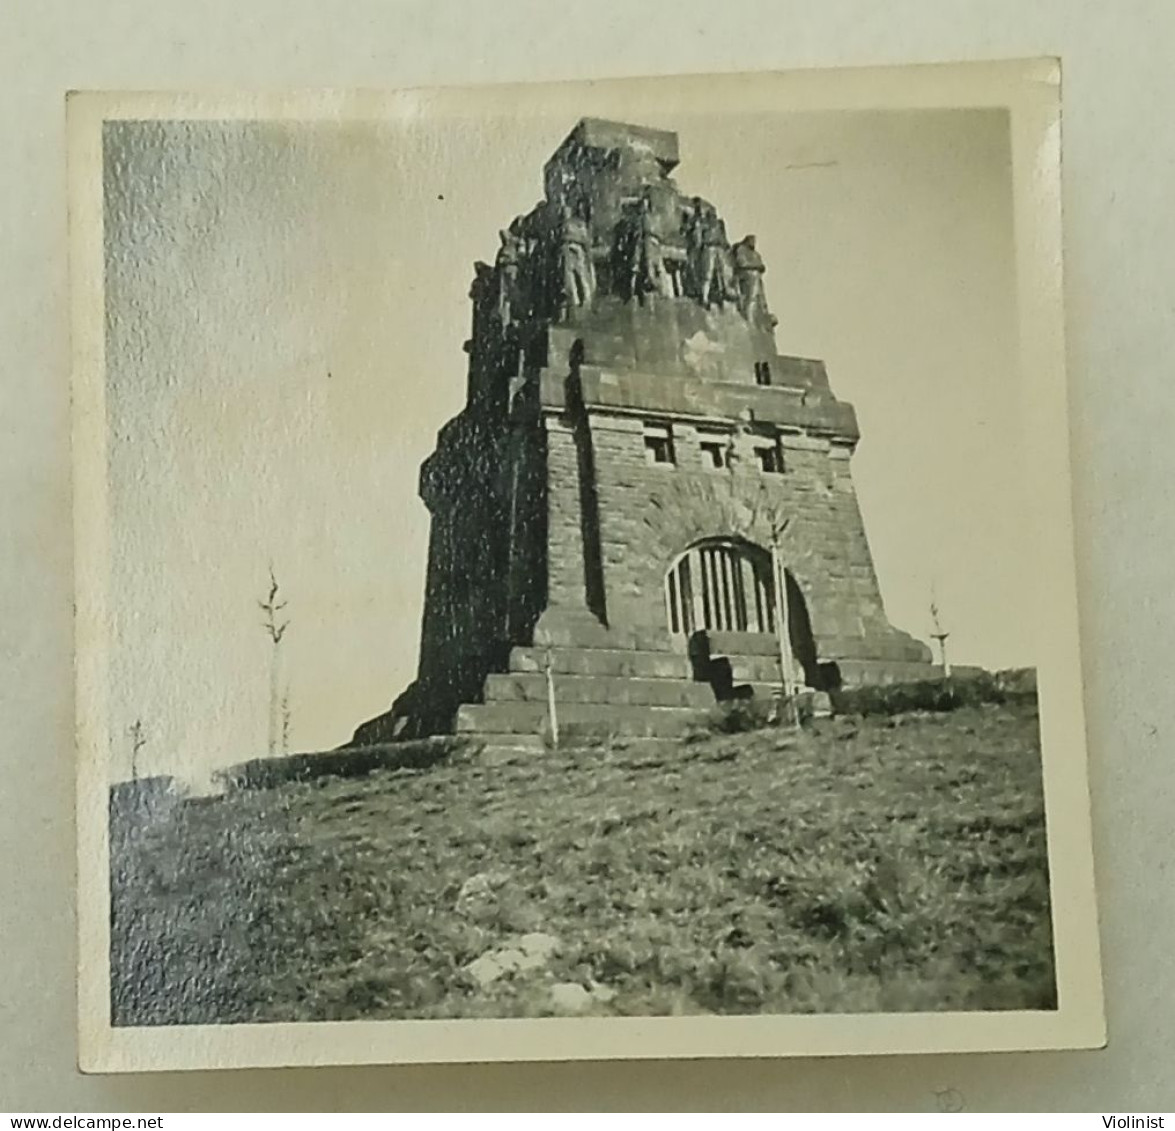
726, 439, 799, 727
532, 624, 560, 749
127, 719, 148, 781
280, 687, 292, 755
259, 566, 290, 756
930, 589, 951, 677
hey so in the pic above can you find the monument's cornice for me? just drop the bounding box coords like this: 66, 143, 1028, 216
532, 365, 861, 444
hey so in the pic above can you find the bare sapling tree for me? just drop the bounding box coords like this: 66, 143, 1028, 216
746, 480, 799, 727
727, 428, 799, 728
259, 566, 290, 757
128, 719, 148, 781
280, 688, 292, 755
533, 625, 559, 749
767, 514, 799, 728
543, 645, 560, 749
930, 590, 951, 678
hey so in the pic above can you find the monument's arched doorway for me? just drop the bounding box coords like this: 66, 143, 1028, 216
664, 537, 776, 635
664, 537, 827, 689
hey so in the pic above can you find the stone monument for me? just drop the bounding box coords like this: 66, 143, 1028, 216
353, 118, 933, 747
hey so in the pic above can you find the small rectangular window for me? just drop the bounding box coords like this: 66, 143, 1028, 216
701, 442, 726, 468
756, 446, 784, 472
698, 431, 730, 469
643, 422, 675, 465
754, 361, 772, 387
752, 432, 785, 474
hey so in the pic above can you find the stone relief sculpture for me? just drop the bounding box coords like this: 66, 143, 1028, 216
494, 228, 526, 327
468, 260, 498, 344
468, 138, 779, 332
683, 197, 706, 298
557, 202, 595, 316
694, 203, 735, 310
731, 234, 770, 325
628, 192, 672, 301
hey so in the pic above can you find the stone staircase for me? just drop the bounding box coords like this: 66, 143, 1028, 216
482, 672, 714, 709
451, 625, 940, 756
455, 635, 720, 752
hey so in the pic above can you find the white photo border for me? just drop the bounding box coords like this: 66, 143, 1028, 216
70, 58, 1105, 1073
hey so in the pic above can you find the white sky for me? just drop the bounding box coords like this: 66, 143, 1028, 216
102, 105, 1025, 784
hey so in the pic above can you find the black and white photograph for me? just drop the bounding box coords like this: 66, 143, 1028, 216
71, 64, 1103, 1070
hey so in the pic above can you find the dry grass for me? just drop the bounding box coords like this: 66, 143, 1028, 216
110, 697, 1055, 1024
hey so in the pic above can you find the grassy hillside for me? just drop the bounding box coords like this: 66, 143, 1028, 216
111, 697, 1055, 1024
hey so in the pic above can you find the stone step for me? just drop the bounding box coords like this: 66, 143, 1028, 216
816, 634, 934, 663
484, 671, 715, 708
461, 733, 692, 762
706, 630, 781, 657
530, 618, 677, 652
721, 655, 945, 688
506, 646, 941, 688
834, 659, 955, 686
727, 654, 790, 684
462, 731, 548, 750
455, 702, 706, 738
509, 646, 693, 680
459, 732, 549, 764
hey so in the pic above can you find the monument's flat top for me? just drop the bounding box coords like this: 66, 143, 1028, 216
552, 117, 680, 168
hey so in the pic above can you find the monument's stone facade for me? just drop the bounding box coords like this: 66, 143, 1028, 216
354, 118, 933, 746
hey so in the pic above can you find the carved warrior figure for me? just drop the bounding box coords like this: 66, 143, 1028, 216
628, 193, 672, 300
689, 199, 734, 309
557, 203, 595, 314
494, 228, 526, 327
486, 183, 767, 324
731, 234, 768, 323
683, 198, 705, 295
469, 261, 498, 342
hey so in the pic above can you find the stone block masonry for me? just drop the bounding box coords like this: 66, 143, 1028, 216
351, 117, 934, 747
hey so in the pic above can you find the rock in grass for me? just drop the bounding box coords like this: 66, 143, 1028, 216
589, 981, 617, 1004
549, 982, 593, 1013
462, 950, 516, 988
549, 980, 617, 1014
455, 870, 510, 915
517, 931, 560, 961
462, 931, 561, 988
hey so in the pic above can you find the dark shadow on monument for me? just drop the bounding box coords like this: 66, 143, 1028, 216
684, 573, 842, 700
687, 630, 753, 702
564, 338, 609, 626
784, 569, 820, 689
781, 571, 842, 691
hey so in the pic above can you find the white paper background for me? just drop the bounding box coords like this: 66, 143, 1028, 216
2, 0, 1171, 1112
